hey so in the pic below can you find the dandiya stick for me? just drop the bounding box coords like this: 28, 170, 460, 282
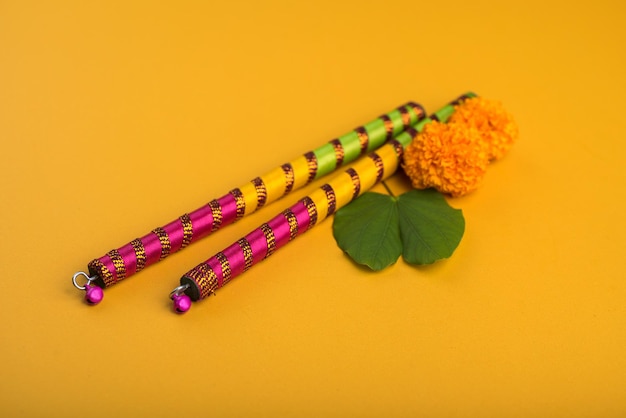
72, 102, 427, 304
170, 93, 476, 313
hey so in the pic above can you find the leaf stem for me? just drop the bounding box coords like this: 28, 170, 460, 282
381, 180, 395, 197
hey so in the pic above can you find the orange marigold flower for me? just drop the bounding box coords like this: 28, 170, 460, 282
448, 97, 519, 161
402, 121, 489, 197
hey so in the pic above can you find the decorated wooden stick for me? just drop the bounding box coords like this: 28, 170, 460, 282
170, 93, 476, 313
72, 102, 427, 304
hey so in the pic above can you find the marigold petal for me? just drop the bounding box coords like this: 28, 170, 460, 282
402, 122, 489, 197
448, 97, 519, 161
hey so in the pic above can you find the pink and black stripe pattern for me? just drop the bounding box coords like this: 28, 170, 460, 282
86, 101, 427, 289
172, 93, 479, 305
88, 188, 248, 287
179, 197, 321, 300
179, 144, 406, 301
179, 197, 318, 300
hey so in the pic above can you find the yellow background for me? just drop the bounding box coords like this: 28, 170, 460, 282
1, 1, 625, 416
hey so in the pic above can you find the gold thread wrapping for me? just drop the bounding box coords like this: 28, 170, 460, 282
215, 252, 231, 285
304, 151, 318, 183
302, 196, 318, 230
404, 126, 418, 140
152, 227, 171, 260
345, 168, 361, 200
380, 114, 394, 140
281, 163, 295, 195
88, 258, 115, 287
330, 139, 345, 167
186, 263, 219, 299
369, 152, 384, 183
180, 214, 193, 249
130, 238, 146, 273
321, 184, 337, 216
389, 138, 405, 159
208, 199, 222, 231
283, 209, 299, 241
260, 223, 277, 258
355, 126, 369, 154
451, 93, 473, 107
251, 177, 267, 210
230, 188, 246, 221
238, 238, 254, 272
107, 249, 126, 281
398, 106, 411, 129
407, 102, 425, 120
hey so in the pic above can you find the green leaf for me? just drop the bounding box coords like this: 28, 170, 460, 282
332, 192, 402, 271
397, 189, 465, 265
332, 188, 465, 270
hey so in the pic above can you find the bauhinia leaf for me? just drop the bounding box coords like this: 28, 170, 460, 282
332, 188, 465, 270
332, 192, 402, 271
397, 189, 465, 265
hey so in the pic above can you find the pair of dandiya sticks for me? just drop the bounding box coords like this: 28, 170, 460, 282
72, 92, 477, 313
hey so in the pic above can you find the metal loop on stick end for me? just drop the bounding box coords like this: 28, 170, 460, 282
169, 283, 190, 299
72, 271, 97, 290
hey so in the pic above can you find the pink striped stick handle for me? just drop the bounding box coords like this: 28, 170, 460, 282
84, 102, 426, 289
178, 135, 411, 302
174, 92, 478, 307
